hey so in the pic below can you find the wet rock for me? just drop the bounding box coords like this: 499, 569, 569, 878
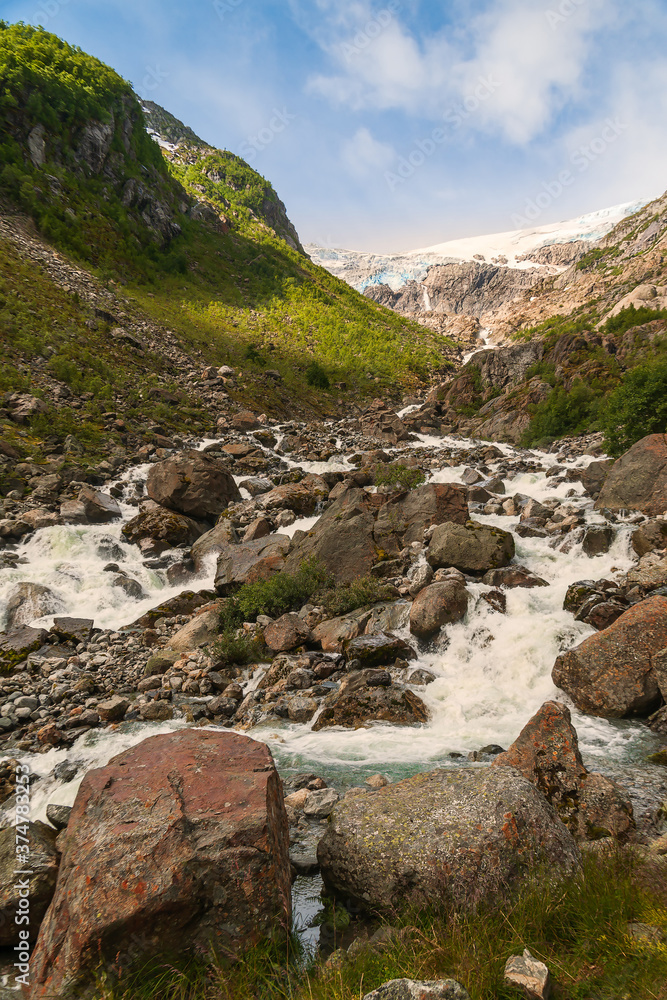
409, 581, 469, 638
46, 804, 72, 831
407, 562, 434, 597
190, 520, 239, 572
632, 518, 667, 557
553, 596, 667, 717
483, 589, 507, 613
582, 525, 614, 557
287, 697, 318, 723
0, 625, 49, 671
482, 566, 549, 589
504, 950, 551, 1000
362, 981, 470, 1000
318, 767, 580, 913
147, 450, 241, 521
97, 696, 130, 722
493, 701, 634, 840
5, 582, 65, 628
313, 670, 428, 730
364, 601, 411, 634
303, 787, 340, 818
0, 822, 58, 944
264, 614, 313, 653
578, 459, 614, 498
408, 668, 437, 685
261, 481, 327, 515
428, 520, 515, 573
50, 618, 94, 643
596, 434, 667, 516
112, 575, 147, 600
239, 477, 274, 498
28, 730, 291, 998
122, 506, 204, 556
344, 632, 417, 668
313, 608, 373, 652
78, 487, 122, 523
214, 535, 291, 594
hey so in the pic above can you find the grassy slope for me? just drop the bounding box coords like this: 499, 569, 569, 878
0, 23, 456, 473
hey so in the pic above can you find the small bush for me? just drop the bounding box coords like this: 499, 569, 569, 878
374, 464, 426, 491
602, 359, 667, 455
219, 559, 334, 630
601, 303, 667, 338
305, 361, 330, 390
211, 627, 266, 667
319, 576, 397, 618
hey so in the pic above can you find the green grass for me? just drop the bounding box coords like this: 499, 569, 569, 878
100, 849, 667, 1000
374, 464, 426, 492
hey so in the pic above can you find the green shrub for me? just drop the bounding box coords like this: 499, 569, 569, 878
374, 464, 426, 491
521, 379, 604, 447
601, 304, 667, 338
305, 361, 330, 390
211, 627, 266, 667
319, 576, 397, 618
602, 359, 667, 455
219, 560, 334, 630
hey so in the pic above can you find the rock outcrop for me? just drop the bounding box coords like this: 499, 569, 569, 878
28, 730, 291, 998
427, 521, 515, 573
493, 701, 634, 840
317, 767, 580, 913
552, 596, 667, 716
596, 435, 667, 517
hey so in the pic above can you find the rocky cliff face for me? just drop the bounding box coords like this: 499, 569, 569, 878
141, 101, 305, 252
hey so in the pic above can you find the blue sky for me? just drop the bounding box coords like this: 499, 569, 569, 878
5, 0, 667, 251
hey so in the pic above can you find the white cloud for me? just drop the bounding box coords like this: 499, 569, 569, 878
341, 126, 395, 175
298, 0, 618, 144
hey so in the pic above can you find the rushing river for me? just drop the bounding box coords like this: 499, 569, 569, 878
0, 428, 660, 821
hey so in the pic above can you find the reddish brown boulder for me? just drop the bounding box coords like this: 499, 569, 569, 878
409, 581, 469, 638
28, 730, 291, 999
214, 535, 291, 594
482, 566, 549, 589
283, 489, 378, 583
493, 701, 634, 840
147, 450, 241, 521
122, 505, 204, 555
596, 434, 667, 516
313, 671, 428, 730
264, 613, 313, 652
552, 596, 667, 717
312, 609, 373, 652
261, 482, 322, 515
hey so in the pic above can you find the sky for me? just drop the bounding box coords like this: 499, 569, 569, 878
5, 0, 667, 251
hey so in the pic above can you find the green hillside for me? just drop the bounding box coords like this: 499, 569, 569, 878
0, 20, 457, 452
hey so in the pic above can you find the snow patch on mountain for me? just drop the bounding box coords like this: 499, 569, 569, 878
306, 200, 647, 293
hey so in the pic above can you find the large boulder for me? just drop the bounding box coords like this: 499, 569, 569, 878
344, 631, 417, 667
552, 596, 667, 717
0, 822, 58, 944
28, 730, 291, 999
77, 487, 122, 524
166, 607, 221, 652
373, 484, 468, 556
260, 481, 326, 515
5, 582, 65, 628
264, 614, 313, 653
409, 581, 469, 638
313, 608, 373, 652
147, 450, 241, 521
121, 506, 205, 556
214, 536, 291, 594
492, 702, 634, 840
313, 671, 428, 731
428, 521, 515, 573
317, 767, 580, 912
283, 489, 379, 583
596, 434, 667, 516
